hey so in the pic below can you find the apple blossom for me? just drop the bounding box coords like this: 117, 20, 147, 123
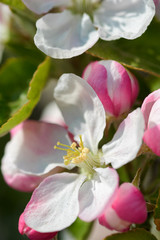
82, 60, 139, 117
99, 183, 147, 232
19, 213, 57, 240
141, 89, 160, 156
1, 73, 144, 234
21, 0, 155, 59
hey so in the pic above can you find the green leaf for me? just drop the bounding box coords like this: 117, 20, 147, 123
87, 20, 160, 77
0, 57, 50, 136
132, 168, 142, 188
0, 0, 25, 10
105, 229, 157, 240
154, 190, 160, 230
68, 218, 93, 240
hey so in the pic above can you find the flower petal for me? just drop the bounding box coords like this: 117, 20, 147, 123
147, 98, 160, 128
112, 183, 147, 223
1, 121, 72, 191
143, 125, 160, 156
94, 0, 155, 40
34, 11, 99, 59
54, 73, 106, 154
141, 89, 160, 128
24, 173, 86, 232
19, 213, 57, 240
40, 101, 66, 127
102, 108, 145, 169
99, 206, 130, 232
78, 168, 119, 222
22, 0, 70, 14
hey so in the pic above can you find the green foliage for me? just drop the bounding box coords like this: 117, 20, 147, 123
68, 218, 93, 240
105, 229, 157, 240
88, 20, 160, 77
0, 57, 50, 136
0, 0, 25, 9
154, 190, 160, 231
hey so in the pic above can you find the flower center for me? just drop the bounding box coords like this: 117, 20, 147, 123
69, 0, 101, 18
54, 135, 90, 165
54, 135, 102, 177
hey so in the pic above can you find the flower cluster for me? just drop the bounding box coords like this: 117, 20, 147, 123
21, 0, 155, 58
2, 60, 157, 240
0, 0, 159, 239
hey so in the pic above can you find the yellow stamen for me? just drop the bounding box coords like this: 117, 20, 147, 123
54, 135, 89, 166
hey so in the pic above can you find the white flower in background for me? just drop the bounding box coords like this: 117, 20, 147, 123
0, 3, 11, 61
2, 73, 145, 233
21, 0, 155, 59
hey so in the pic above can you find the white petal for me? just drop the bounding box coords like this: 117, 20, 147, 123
148, 98, 160, 128
94, 0, 155, 40
102, 108, 145, 169
24, 173, 86, 232
1, 121, 71, 178
40, 101, 66, 127
22, 0, 70, 14
34, 11, 99, 59
79, 168, 119, 221
54, 73, 106, 154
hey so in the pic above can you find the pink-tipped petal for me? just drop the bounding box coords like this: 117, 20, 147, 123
99, 207, 130, 232
127, 70, 139, 105
2, 173, 44, 192
82, 60, 139, 117
24, 173, 86, 232
82, 61, 114, 116
143, 125, 160, 156
112, 183, 147, 223
141, 89, 160, 128
19, 213, 57, 240
99, 183, 147, 232
147, 98, 160, 129
1, 120, 71, 191
10, 123, 23, 138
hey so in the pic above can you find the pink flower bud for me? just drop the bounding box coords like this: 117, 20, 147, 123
99, 183, 147, 232
154, 0, 160, 20
82, 60, 139, 117
141, 89, 160, 156
19, 213, 57, 240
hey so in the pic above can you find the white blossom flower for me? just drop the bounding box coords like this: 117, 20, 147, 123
22, 0, 155, 58
2, 73, 145, 233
